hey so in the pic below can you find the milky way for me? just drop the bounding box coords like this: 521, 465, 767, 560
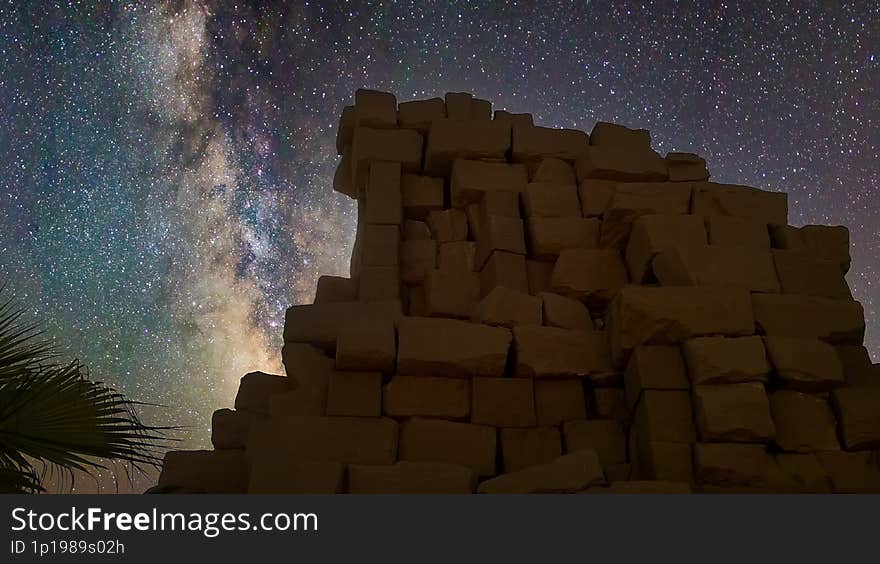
0, 2, 877, 491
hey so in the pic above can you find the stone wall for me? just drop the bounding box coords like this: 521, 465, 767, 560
151, 89, 880, 494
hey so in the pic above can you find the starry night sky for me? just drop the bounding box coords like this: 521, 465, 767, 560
1, 2, 877, 491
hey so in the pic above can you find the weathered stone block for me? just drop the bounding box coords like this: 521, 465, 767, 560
682, 336, 771, 385
816, 451, 880, 493
333, 149, 356, 197
352, 130, 422, 194
625, 214, 707, 282
590, 122, 651, 149
444, 92, 474, 119
770, 391, 839, 453
314, 275, 357, 303
665, 152, 709, 182
472, 377, 537, 427
831, 387, 880, 450
360, 224, 399, 267
522, 182, 581, 218
527, 217, 600, 260
707, 216, 770, 248
694, 383, 776, 443
513, 325, 613, 380
550, 248, 627, 308
352, 88, 397, 129
533, 157, 576, 184
772, 250, 852, 299
450, 159, 528, 207
158, 450, 248, 493
348, 462, 476, 494
540, 292, 592, 332
423, 268, 479, 318
599, 182, 693, 248
397, 317, 511, 378
493, 110, 534, 129
383, 375, 470, 419
400, 239, 436, 285
694, 443, 773, 487
335, 105, 354, 154
591, 387, 628, 423
691, 182, 787, 225
402, 174, 444, 220
526, 259, 554, 296
477, 450, 605, 493
325, 371, 382, 417
578, 179, 616, 217
652, 245, 780, 293
424, 119, 509, 176
403, 219, 431, 240
335, 317, 396, 374
211, 409, 252, 450
575, 146, 668, 182
475, 214, 527, 268
801, 225, 850, 273
283, 300, 403, 351
563, 420, 627, 468
234, 371, 291, 415
624, 346, 689, 409
399, 418, 497, 476
836, 345, 880, 388
633, 390, 695, 444
501, 427, 562, 472
474, 286, 542, 328
773, 453, 832, 493
438, 241, 477, 272
249, 459, 344, 494
480, 251, 529, 297
764, 336, 844, 391
397, 97, 445, 133
427, 208, 468, 242
751, 294, 865, 344
512, 124, 590, 164
358, 266, 400, 301
634, 440, 694, 483
275, 343, 334, 416
534, 379, 587, 426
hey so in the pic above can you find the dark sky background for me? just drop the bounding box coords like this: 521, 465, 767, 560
0, 2, 877, 492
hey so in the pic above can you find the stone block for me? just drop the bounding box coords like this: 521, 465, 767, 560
634, 440, 694, 483
540, 292, 592, 332
247, 415, 398, 466
407, 285, 427, 316
816, 451, 880, 493
234, 371, 291, 415
471, 98, 492, 120
211, 409, 252, 450
348, 462, 476, 494
325, 371, 382, 417
314, 275, 357, 303
513, 325, 613, 379
397, 97, 445, 133
575, 146, 668, 182
533, 158, 576, 184
438, 241, 477, 272
831, 387, 880, 450
474, 286, 542, 328
763, 336, 844, 391
400, 239, 437, 285
652, 245, 780, 293
773, 454, 832, 493
466, 192, 521, 241
249, 458, 344, 494
444, 92, 474, 120
625, 214, 707, 282
772, 250, 852, 299
450, 159, 528, 207
401, 174, 444, 220
578, 179, 616, 217
751, 294, 865, 344
427, 209, 468, 242
665, 152, 709, 182
480, 251, 529, 297
423, 267, 479, 318
707, 216, 770, 248
623, 347, 690, 409
527, 217, 600, 260
471, 377, 537, 427
477, 450, 605, 493
590, 122, 651, 149
362, 161, 403, 225
512, 124, 590, 164
383, 375, 470, 420
682, 336, 771, 385
550, 248, 627, 308
335, 105, 354, 154
770, 391, 839, 453
333, 149, 356, 197
157, 450, 248, 494
599, 182, 692, 248
352, 88, 397, 129
360, 224, 399, 267
521, 182, 581, 218
493, 110, 534, 129
424, 118, 509, 177
351, 129, 422, 194
694, 443, 773, 487
399, 418, 497, 476
534, 379, 587, 426
358, 266, 400, 301
276, 343, 335, 415
591, 387, 628, 423
501, 427, 563, 472
633, 390, 695, 444
403, 219, 432, 240
801, 225, 850, 273
691, 182, 787, 225
836, 345, 880, 387
526, 259, 554, 296
694, 383, 776, 443
563, 420, 627, 468
475, 214, 527, 268
284, 300, 404, 352
397, 316, 511, 378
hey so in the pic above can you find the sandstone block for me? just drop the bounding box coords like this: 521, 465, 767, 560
475, 214, 527, 268
624, 214, 707, 282
665, 152, 709, 182
634, 440, 694, 483
348, 462, 476, 494
333, 149, 356, 197
590, 122, 651, 149
352, 129, 422, 195
607, 286, 755, 364
275, 343, 335, 416
526, 259, 554, 296
450, 159, 528, 207
691, 182, 787, 225
480, 251, 529, 297
471, 98, 492, 120
403, 219, 432, 240
550, 248, 627, 308
423, 267, 479, 318
501, 427, 562, 472
399, 418, 497, 476
652, 245, 780, 293
682, 336, 771, 385
764, 336, 844, 391
402, 174, 444, 219
358, 266, 400, 301
513, 325, 612, 379
493, 110, 534, 129
831, 387, 880, 450
438, 241, 477, 272
772, 250, 852, 299
314, 275, 357, 303
472, 377, 537, 427
400, 239, 437, 285
249, 459, 344, 494
694, 443, 773, 487
527, 217, 600, 260
427, 209, 468, 242
474, 286, 542, 328
424, 118, 510, 177
211, 409, 252, 450
707, 216, 770, 248
578, 179, 616, 217
801, 225, 850, 272
540, 292, 592, 332
770, 391, 839, 453
158, 450, 248, 494
326, 371, 382, 417
283, 300, 402, 351
575, 146, 668, 182
694, 383, 775, 443
751, 294, 865, 344
397, 97, 445, 133
773, 454, 832, 493
352, 88, 397, 129
407, 285, 427, 317
234, 371, 291, 415
360, 223, 399, 267
563, 420, 627, 468
836, 345, 880, 387
335, 105, 354, 154
382, 375, 470, 420
522, 182, 581, 218
816, 451, 880, 493
444, 91, 473, 119
512, 124, 590, 164
633, 390, 695, 444
397, 317, 511, 378
534, 379, 587, 426
623, 346, 689, 409
591, 387, 628, 423
247, 415, 398, 466
599, 182, 692, 248
466, 192, 521, 241
477, 450, 605, 493
533, 157, 576, 184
